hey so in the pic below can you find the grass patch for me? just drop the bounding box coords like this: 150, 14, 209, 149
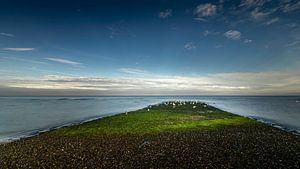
53, 101, 256, 136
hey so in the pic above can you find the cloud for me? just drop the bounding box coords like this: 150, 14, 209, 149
239, 0, 271, 8
45, 57, 81, 66
194, 3, 217, 21
2, 48, 35, 51
193, 17, 207, 22
250, 7, 276, 20
244, 39, 253, 43
158, 9, 173, 19
280, 1, 300, 12
0, 33, 15, 37
184, 42, 197, 50
265, 17, 279, 25
119, 68, 148, 75
215, 44, 223, 48
2, 70, 300, 95
287, 23, 298, 28
203, 30, 219, 36
1, 56, 48, 65
286, 41, 300, 47
224, 30, 242, 40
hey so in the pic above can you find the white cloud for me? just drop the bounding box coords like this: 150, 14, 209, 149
265, 17, 279, 25
184, 42, 197, 50
2, 48, 35, 51
239, 0, 271, 8
0, 33, 15, 37
193, 17, 208, 22
244, 39, 253, 43
119, 68, 148, 75
158, 9, 173, 19
1, 56, 48, 65
203, 30, 219, 36
250, 7, 276, 20
224, 30, 242, 40
2, 70, 300, 95
194, 3, 217, 20
281, 1, 300, 12
45, 57, 81, 66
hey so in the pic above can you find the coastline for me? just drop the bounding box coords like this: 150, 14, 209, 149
1, 100, 299, 144
1, 101, 299, 168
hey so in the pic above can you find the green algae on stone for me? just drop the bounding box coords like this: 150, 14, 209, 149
53, 101, 256, 136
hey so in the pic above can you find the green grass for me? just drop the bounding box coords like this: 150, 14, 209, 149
53, 101, 256, 136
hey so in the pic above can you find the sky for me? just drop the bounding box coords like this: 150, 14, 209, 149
0, 0, 300, 96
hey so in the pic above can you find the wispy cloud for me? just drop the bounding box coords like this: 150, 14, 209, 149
239, 0, 271, 9
1, 56, 48, 65
2, 70, 300, 95
0, 33, 15, 37
224, 30, 242, 40
193, 17, 207, 22
265, 17, 279, 25
158, 9, 173, 19
2, 48, 35, 51
45, 57, 81, 66
184, 42, 197, 50
214, 44, 223, 48
203, 30, 219, 36
287, 23, 298, 28
194, 3, 217, 21
244, 39, 253, 43
119, 68, 148, 75
250, 7, 277, 20
286, 41, 300, 47
280, 1, 300, 13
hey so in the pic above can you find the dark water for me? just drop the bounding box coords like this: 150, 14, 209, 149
0, 96, 299, 142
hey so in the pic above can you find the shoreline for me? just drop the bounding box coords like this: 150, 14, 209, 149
1, 101, 299, 168
1, 101, 299, 144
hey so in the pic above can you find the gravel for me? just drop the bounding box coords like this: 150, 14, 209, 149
0, 124, 299, 169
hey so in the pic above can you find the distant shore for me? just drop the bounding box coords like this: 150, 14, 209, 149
1, 101, 299, 168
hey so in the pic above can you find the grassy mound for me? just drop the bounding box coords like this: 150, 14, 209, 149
54, 101, 255, 136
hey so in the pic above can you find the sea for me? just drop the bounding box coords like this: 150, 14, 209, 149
0, 96, 299, 142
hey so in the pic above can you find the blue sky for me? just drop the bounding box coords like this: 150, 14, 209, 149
0, 0, 300, 95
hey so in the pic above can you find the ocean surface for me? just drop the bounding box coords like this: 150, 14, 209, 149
0, 96, 300, 142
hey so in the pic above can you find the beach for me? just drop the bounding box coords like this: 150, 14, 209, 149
0, 101, 299, 168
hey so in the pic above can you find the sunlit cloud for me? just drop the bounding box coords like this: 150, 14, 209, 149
2, 48, 35, 51
1, 56, 48, 65
1, 70, 300, 95
119, 68, 148, 75
45, 57, 81, 66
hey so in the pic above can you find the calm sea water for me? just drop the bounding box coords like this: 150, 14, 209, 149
0, 96, 299, 142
